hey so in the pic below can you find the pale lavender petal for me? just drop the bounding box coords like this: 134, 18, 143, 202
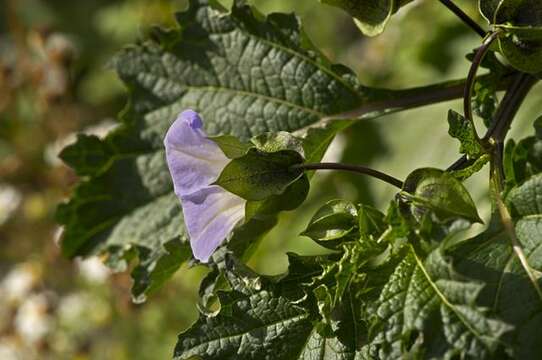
164, 110, 247, 262
164, 110, 229, 196
181, 186, 246, 262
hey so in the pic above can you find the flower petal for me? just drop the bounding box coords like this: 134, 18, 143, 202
181, 186, 246, 262
164, 110, 229, 196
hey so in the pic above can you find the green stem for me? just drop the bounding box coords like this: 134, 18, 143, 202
292, 162, 403, 189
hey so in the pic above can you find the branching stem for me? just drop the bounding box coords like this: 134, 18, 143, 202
292, 163, 403, 189
485, 73, 537, 143
448, 73, 537, 172
464, 30, 502, 146
438, 0, 486, 37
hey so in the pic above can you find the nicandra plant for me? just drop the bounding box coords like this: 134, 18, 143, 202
57, 0, 542, 358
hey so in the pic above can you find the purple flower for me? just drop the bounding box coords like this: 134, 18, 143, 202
164, 110, 246, 263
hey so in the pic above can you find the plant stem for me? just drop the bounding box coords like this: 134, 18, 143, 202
464, 30, 502, 145
447, 73, 537, 172
447, 155, 470, 171
486, 73, 537, 181
438, 0, 486, 37
485, 73, 538, 143
485, 72, 540, 301
292, 162, 403, 189
326, 74, 510, 121
492, 173, 542, 302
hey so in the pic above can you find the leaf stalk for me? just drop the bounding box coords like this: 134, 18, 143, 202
291, 162, 403, 189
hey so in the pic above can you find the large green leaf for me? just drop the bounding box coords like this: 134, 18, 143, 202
174, 286, 313, 359
56, 0, 472, 301
56, 0, 383, 299
174, 254, 361, 360
366, 248, 511, 359
452, 173, 542, 359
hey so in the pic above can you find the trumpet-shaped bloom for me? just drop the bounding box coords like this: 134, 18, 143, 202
164, 110, 245, 263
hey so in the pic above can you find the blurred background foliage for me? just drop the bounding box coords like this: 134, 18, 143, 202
0, 0, 540, 358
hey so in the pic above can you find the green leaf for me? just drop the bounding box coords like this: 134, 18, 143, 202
251, 132, 305, 155
298, 119, 352, 164
498, 30, 542, 74
312, 245, 362, 315
301, 199, 358, 249
452, 173, 542, 359
479, 0, 542, 30
465, 49, 507, 127
402, 168, 482, 223
58, 0, 385, 297
447, 110, 483, 158
297, 328, 355, 360
244, 175, 310, 221
59, 134, 114, 176
216, 148, 304, 201
367, 248, 511, 359
503, 122, 542, 187
208, 135, 251, 159
130, 239, 192, 303
450, 154, 490, 181
479, 0, 542, 73
174, 283, 313, 359
358, 204, 386, 240
473, 78, 499, 127
175, 254, 361, 360
478, 0, 500, 23
321, 0, 414, 37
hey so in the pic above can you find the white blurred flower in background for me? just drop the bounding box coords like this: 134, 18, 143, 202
76, 257, 111, 284
0, 337, 24, 360
0, 184, 22, 226
14, 293, 55, 345
1, 263, 39, 305
57, 291, 110, 331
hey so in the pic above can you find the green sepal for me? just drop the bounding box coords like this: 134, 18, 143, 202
244, 175, 310, 222
215, 148, 304, 201
301, 199, 358, 249
402, 168, 482, 223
